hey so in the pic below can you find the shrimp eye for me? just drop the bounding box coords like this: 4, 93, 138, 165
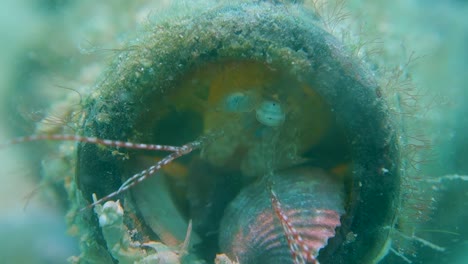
223, 92, 257, 113
255, 100, 286, 127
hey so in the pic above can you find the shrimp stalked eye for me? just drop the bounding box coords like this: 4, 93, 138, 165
255, 100, 286, 127
222, 91, 258, 113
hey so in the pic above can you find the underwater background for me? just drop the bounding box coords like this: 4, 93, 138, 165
0, 0, 467, 263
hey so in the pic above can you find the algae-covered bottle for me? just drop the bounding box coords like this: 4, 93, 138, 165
1, 1, 466, 263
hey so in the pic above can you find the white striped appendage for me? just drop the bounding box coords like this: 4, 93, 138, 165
2, 133, 205, 209
269, 187, 342, 264
0, 134, 182, 152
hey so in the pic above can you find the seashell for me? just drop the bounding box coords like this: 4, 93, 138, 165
219, 167, 344, 264
255, 100, 286, 127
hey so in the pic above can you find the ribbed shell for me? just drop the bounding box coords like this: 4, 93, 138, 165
219, 167, 344, 264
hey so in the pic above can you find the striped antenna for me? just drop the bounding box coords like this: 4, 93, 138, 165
85, 140, 201, 210
2, 133, 215, 209
268, 181, 342, 264
0, 134, 182, 152
268, 183, 319, 264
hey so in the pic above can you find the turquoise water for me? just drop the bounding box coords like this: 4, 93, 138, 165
0, 0, 467, 263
